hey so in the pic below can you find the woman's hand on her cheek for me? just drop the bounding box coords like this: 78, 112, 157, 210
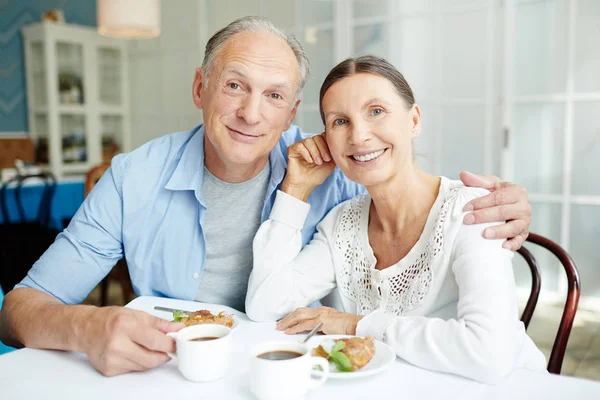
282, 133, 336, 201
276, 306, 362, 336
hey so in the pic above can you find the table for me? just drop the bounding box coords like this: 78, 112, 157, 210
1, 296, 599, 399
0, 177, 84, 230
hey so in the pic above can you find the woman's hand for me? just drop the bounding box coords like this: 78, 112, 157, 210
282, 134, 336, 201
276, 306, 363, 335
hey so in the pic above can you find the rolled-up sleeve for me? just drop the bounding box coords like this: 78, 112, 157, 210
16, 155, 127, 304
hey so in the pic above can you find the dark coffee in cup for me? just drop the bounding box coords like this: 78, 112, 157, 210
257, 350, 304, 360
190, 336, 219, 341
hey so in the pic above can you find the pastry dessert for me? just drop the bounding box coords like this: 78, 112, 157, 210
313, 336, 375, 372
172, 309, 235, 328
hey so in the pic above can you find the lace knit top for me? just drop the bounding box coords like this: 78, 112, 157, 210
247, 177, 547, 383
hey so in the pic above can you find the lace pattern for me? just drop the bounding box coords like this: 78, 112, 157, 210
334, 189, 460, 316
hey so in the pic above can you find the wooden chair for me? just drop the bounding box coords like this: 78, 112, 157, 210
85, 163, 135, 306
516, 233, 581, 375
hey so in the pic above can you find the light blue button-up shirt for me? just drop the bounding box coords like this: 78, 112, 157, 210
17, 125, 365, 304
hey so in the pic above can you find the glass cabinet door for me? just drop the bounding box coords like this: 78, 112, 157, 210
100, 115, 123, 162
506, 0, 600, 298
513, 104, 565, 195
60, 114, 87, 163
30, 42, 47, 107
574, 0, 600, 93
301, 27, 334, 110
33, 114, 49, 164
97, 47, 123, 106
297, 0, 334, 134
56, 42, 85, 105
301, 0, 334, 25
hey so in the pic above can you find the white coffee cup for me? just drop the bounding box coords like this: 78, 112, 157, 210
167, 324, 232, 382
249, 341, 330, 400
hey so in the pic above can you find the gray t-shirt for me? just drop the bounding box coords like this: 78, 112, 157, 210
195, 162, 271, 311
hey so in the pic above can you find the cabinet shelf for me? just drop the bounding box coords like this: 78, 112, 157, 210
58, 104, 86, 115
37, 162, 89, 175
99, 105, 125, 115
62, 162, 90, 174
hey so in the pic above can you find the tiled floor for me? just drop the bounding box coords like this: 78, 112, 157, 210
85, 283, 600, 381
521, 299, 600, 380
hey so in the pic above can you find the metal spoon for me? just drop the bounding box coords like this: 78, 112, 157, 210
153, 306, 193, 314
299, 322, 323, 344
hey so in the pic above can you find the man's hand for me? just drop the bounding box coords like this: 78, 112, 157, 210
282, 133, 336, 201
276, 306, 362, 336
79, 307, 185, 377
460, 171, 531, 251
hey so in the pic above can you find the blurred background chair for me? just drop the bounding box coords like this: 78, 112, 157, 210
85, 163, 134, 306
517, 233, 581, 375
0, 173, 59, 293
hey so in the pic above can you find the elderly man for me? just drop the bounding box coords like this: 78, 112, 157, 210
1, 17, 531, 377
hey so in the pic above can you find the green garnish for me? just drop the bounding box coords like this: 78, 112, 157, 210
332, 340, 346, 353
330, 350, 352, 372
172, 310, 184, 322
330, 340, 352, 372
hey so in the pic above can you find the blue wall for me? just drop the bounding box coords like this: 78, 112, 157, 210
0, 0, 97, 134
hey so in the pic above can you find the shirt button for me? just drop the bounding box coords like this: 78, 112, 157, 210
192, 273, 200, 280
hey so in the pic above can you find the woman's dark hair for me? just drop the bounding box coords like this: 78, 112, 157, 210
319, 55, 415, 124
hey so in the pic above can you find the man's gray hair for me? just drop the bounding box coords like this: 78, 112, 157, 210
201, 16, 310, 96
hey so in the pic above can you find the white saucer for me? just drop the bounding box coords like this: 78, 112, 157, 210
306, 335, 396, 379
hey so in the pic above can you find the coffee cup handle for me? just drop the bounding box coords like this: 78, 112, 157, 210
308, 357, 330, 390
166, 332, 178, 359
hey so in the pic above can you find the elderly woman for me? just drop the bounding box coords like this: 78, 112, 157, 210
245, 56, 546, 383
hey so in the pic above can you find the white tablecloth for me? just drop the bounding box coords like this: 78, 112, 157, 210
1, 296, 599, 399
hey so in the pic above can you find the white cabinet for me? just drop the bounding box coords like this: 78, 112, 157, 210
22, 22, 131, 177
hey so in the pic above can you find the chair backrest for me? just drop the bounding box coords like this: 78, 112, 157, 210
516, 232, 581, 374
1, 173, 56, 226
0, 174, 59, 292
517, 246, 541, 329
84, 163, 110, 197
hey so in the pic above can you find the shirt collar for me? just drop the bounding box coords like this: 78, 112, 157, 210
164, 123, 289, 200
164, 124, 205, 195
